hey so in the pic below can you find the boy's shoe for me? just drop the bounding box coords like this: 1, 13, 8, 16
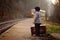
35, 35, 40, 37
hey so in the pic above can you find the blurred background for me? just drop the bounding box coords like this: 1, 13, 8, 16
0, 0, 60, 24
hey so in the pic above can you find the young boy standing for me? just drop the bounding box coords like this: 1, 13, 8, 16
32, 7, 41, 36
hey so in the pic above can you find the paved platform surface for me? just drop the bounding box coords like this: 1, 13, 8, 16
51, 33, 60, 39
0, 18, 37, 40
0, 18, 60, 40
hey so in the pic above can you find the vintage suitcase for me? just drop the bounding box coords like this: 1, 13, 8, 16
31, 24, 46, 36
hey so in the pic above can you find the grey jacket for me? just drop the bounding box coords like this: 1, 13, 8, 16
34, 11, 41, 23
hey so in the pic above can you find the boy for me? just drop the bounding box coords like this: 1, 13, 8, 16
33, 7, 41, 36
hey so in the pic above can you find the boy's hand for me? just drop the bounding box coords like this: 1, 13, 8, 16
31, 13, 34, 18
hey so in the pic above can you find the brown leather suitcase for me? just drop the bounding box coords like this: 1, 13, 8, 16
31, 25, 46, 36
40, 26, 46, 34
31, 27, 35, 35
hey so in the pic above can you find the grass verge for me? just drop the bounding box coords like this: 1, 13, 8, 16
46, 22, 60, 33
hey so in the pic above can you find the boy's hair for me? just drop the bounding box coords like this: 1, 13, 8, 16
35, 7, 40, 12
